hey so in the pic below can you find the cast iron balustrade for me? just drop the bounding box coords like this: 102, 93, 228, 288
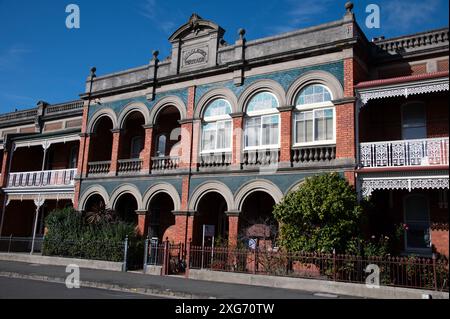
292, 145, 336, 166
88, 161, 111, 176
7, 169, 77, 188
198, 152, 232, 170
360, 138, 449, 169
151, 156, 180, 172
118, 159, 143, 175
242, 149, 280, 169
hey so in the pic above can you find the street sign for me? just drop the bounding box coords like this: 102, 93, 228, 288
203, 225, 215, 238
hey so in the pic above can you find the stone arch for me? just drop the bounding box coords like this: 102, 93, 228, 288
235, 179, 284, 211
285, 179, 306, 195
194, 88, 238, 119
286, 70, 344, 105
188, 181, 235, 212
142, 183, 181, 212
109, 184, 143, 211
118, 102, 151, 129
79, 185, 110, 211
87, 108, 118, 133
149, 96, 187, 125
238, 80, 287, 113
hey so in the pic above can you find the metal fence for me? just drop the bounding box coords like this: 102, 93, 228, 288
0, 236, 44, 254
143, 239, 186, 275
0, 236, 137, 272
188, 245, 449, 292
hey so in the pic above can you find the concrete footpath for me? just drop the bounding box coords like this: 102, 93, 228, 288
0, 260, 356, 299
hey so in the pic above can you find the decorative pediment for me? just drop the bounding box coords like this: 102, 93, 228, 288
169, 14, 224, 43
168, 14, 225, 74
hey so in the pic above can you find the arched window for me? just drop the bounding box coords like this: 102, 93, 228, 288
294, 84, 335, 146
244, 92, 280, 149
201, 99, 233, 153
404, 194, 431, 252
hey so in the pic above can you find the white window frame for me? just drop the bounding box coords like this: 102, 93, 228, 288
201, 99, 234, 154
293, 84, 336, 147
244, 92, 280, 151
403, 194, 432, 254
201, 118, 233, 154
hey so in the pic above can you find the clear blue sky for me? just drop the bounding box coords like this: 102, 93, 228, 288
0, 0, 448, 113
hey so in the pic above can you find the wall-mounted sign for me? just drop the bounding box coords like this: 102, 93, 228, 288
182, 47, 208, 67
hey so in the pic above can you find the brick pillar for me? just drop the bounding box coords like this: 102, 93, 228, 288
227, 212, 240, 248
278, 106, 293, 166
344, 58, 355, 98
136, 211, 149, 237
431, 227, 449, 257
336, 102, 356, 160
0, 147, 12, 188
80, 134, 91, 176
231, 113, 244, 168
172, 213, 195, 245
179, 122, 193, 169
191, 120, 201, 170
141, 125, 153, 173
109, 129, 122, 175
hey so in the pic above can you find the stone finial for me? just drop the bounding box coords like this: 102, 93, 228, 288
90, 67, 97, 78
238, 28, 246, 40
152, 50, 159, 60
345, 1, 354, 13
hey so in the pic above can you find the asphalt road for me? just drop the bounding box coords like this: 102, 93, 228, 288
0, 277, 164, 299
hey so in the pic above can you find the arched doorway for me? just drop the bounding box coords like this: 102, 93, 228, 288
115, 194, 138, 225
239, 191, 278, 249
193, 192, 229, 246
147, 193, 176, 241
89, 116, 114, 162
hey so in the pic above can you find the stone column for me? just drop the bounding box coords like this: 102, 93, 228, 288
109, 129, 122, 176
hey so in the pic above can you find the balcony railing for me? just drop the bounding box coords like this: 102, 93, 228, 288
360, 138, 449, 169
292, 145, 336, 166
198, 152, 232, 170
118, 159, 143, 175
242, 149, 280, 169
7, 169, 77, 188
88, 161, 111, 176
151, 156, 180, 172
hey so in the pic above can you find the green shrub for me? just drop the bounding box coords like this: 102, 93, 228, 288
43, 208, 141, 263
273, 173, 363, 253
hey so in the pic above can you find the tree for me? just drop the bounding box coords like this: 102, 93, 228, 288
273, 173, 362, 253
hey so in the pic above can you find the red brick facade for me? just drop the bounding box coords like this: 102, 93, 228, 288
279, 109, 293, 163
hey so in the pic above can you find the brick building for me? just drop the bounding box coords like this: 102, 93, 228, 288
0, 4, 448, 256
